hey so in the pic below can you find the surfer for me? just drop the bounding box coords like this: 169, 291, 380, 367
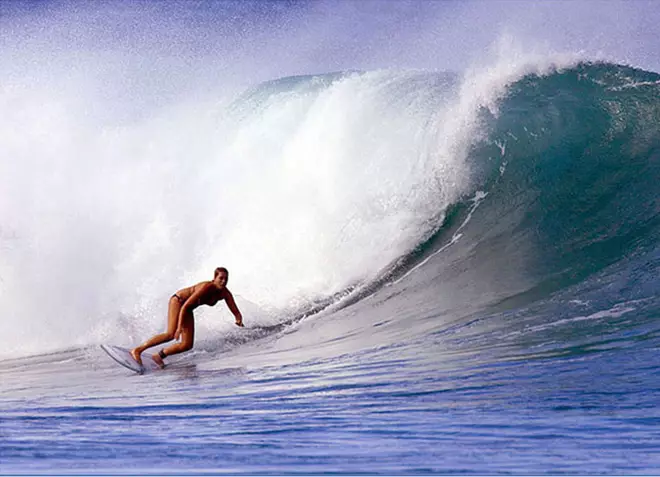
130, 267, 244, 368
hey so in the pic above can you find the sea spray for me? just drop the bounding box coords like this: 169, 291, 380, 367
0, 47, 582, 359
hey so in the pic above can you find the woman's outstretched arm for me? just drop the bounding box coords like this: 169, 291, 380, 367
224, 291, 244, 327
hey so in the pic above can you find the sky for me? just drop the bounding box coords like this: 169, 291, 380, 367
2, 0, 659, 82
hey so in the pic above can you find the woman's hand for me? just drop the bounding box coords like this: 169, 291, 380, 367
235, 319, 244, 327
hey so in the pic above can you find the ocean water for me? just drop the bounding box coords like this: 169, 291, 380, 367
2, 7, 660, 473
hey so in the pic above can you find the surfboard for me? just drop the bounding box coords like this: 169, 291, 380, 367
100, 344, 159, 374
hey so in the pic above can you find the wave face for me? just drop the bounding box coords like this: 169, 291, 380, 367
428, 62, 660, 307
225, 61, 660, 362
478, 63, 660, 295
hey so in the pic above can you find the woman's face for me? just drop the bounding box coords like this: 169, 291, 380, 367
215, 271, 228, 288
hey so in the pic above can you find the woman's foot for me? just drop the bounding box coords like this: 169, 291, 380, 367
152, 352, 166, 369
130, 348, 143, 365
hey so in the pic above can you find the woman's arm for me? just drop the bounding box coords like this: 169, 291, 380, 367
224, 290, 244, 327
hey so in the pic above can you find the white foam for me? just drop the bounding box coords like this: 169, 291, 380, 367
0, 24, 580, 359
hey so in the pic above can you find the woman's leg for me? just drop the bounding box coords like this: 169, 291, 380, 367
130, 296, 180, 364
152, 314, 194, 367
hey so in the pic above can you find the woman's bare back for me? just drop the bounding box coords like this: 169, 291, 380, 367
175, 281, 226, 309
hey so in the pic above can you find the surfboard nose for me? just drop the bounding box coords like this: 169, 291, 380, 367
100, 344, 149, 374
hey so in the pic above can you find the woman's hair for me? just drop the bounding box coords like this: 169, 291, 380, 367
214, 267, 229, 278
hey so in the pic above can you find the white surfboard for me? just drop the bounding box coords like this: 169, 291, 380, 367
100, 344, 160, 374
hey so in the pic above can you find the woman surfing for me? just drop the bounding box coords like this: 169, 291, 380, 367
131, 267, 244, 368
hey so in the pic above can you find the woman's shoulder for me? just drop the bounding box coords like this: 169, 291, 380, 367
192, 281, 214, 292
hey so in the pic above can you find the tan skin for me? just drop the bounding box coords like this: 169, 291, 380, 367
130, 268, 243, 368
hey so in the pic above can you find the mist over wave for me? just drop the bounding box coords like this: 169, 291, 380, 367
0, 52, 572, 359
